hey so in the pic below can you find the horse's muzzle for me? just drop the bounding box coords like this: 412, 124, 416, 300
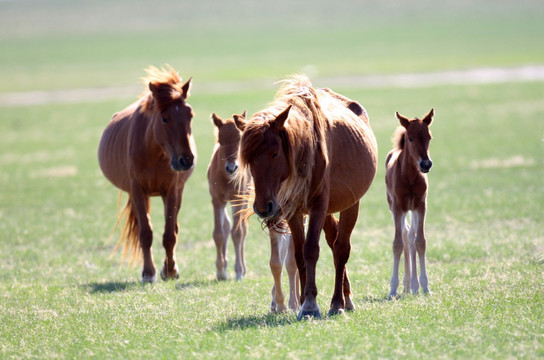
171, 155, 194, 171
419, 159, 433, 173
253, 200, 279, 219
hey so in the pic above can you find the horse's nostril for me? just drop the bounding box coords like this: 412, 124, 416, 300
266, 201, 274, 214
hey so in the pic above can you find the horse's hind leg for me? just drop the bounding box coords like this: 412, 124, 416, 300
212, 199, 230, 281
160, 191, 182, 281
269, 229, 287, 312
231, 202, 247, 281
328, 203, 359, 315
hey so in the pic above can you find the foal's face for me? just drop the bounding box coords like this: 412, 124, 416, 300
213, 114, 243, 175
405, 121, 433, 173
397, 109, 434, 173
154, 99, 195, 171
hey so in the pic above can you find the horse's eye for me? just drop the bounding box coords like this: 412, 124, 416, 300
408, 138, 413, 143
162, 117, 168, 123
272, 153, 278, 159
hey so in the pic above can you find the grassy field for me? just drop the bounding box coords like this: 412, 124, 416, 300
1, 0, 543, 358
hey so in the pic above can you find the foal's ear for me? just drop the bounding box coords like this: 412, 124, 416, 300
181, 77, 192, 98
233, 113, 247, 131
396, 111, 410, 129
272, 105, 292, 131
423, 108, 434, 126
211, 113, 224, 128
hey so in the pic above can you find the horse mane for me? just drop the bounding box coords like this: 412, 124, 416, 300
238, 75, 329, 226
140, 65, 185, 114
392, 126, 406, 151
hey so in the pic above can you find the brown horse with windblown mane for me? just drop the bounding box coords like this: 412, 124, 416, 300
385, 109, 434, 298
235, 75, 378, 319
98, 65, 196, 283
208, 112, 299, 311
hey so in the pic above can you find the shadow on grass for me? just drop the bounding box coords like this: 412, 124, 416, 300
86, 280, 140, 293
216, 312, 298, 331
176, 279, 219, 290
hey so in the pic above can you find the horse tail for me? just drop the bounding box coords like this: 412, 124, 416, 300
110, 191, 143, 265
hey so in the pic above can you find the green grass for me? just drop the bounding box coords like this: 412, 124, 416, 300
1, 0, 544, 358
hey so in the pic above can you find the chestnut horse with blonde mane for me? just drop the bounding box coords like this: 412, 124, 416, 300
235, 75, 378, 319
98, 65, 195, 283
385, 109, 434, 298
208, 112, 299, 311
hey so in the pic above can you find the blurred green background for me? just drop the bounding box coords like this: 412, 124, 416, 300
1, 0, 543, 358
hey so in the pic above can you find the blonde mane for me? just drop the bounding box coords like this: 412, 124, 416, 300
140, 65, 185, 114
238, 75, 329, 227
392, 126, 406, 151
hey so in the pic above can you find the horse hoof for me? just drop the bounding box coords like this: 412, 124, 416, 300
160, 263, 179, 281
297, 309, 322, 320
235, 273, 244, 281
345, 298, 355, 311
216, 269, 227, 281
328, 308, 345, 317
141, 274, 156, 284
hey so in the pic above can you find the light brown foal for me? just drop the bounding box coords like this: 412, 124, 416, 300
386, 108, 434, 298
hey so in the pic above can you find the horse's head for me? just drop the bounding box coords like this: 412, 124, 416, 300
212, 111, 246, 175
236, 105, 292, 220
397, 108, 434, 173
149, 77, 195, 171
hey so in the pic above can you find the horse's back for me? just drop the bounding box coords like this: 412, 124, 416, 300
319, 91, 378, 211
98, 101, 140, 192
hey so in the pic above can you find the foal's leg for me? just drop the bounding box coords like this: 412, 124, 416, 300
231, 202, 248, 281
402, 217, 411, 294
329, 203, 358, 315
130, 184, 155, 283
408, 211, 420, 294
160, 190, 182, 280
415, 205, 430, 294
390, 209, 407, 298
269, 229, 287, 312
212, 198, 230, 280
284, 232, 300, 311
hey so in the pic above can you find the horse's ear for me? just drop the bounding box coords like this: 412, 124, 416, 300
181, 77, 192, 98
211, 113, 224, 128
233, 113, 247, 131
272, 105, 292, 131
149, 82, 159, 96
423, 108, 434, 126
396, 111, 410, 129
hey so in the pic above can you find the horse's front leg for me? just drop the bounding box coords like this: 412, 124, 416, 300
329, 203, 358, 315
212, 198, 230, 281
415, 204, 429, 294
269, 229, 287, 312
231, 202, 248, 281
130, 183, 155, 283
160, 190, 182, 281
287, 212, 306, 312
298, 200, 327, 320
389, 209, 407, 299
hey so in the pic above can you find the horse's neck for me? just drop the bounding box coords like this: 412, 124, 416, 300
131, 110, 161, 155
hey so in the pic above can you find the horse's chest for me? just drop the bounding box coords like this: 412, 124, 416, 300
394, 179, 426, 211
